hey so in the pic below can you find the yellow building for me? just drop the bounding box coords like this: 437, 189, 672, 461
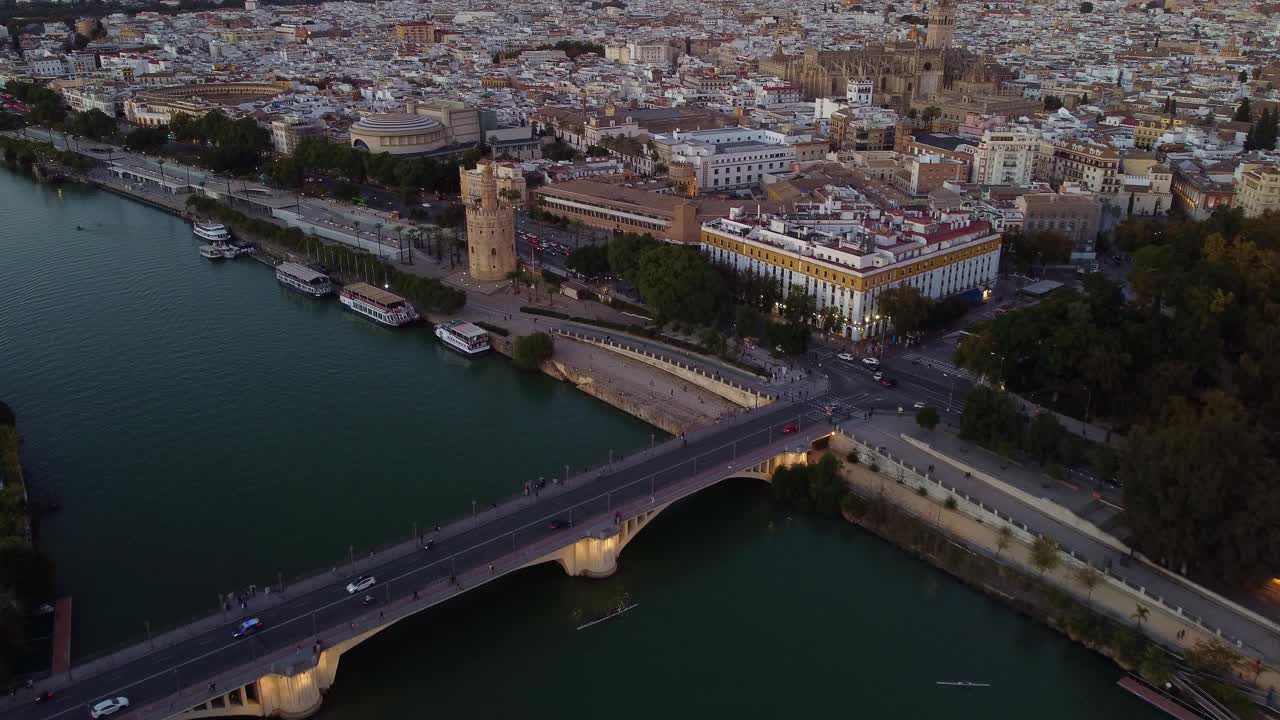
1236, 166, 1280, 218
349, 113, 447, 155
700, 212, 1000, 340
1133, 114, 1184, 149
463, 161, 517, 282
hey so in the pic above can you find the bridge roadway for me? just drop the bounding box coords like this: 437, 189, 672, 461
4, 397, 829, 720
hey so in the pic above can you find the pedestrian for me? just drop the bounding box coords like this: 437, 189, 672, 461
209, 682, 216, 693
489, 564, 495, 575
412, 590, 418, 600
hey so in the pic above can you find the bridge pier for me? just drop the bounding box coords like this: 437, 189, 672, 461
534, 447, 809, 579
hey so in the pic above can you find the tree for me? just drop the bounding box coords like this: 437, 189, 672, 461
1078, 0, 1093, 11
1131, 604, 1150, 628
1184, 639, 1244, 676
1233, 97, 1252, 122
781, 284, 817, 325
915, 406, 940, 431
877, 285, 931, 335
1121, 393, 1280, 585
67, 109, 116, 140
512, 332, 554, 370
1073, 563, 1102, 600
565, 244, 609, 278
630, 243, 727, 325
1025, 412, 1064, 466
996, 525, 1013, 557
1029, 535, 1061, 576
1238, 69, 1249, 84
1043, 95, 1064, 112
123, 125, 167, 152
1139, 645, 1174, 686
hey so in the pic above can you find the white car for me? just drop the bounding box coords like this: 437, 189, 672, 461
90, 697, 130, 718
837, 352, 854, 361
861, 357, 880, 367
873, 371, 884, 380
913, 401, 927, 409
346, 575, 376, 594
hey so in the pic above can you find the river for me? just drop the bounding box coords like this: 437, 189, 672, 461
0, 169, 1160, 718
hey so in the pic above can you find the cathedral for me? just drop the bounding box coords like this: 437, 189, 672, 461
758, 0, 1010, 108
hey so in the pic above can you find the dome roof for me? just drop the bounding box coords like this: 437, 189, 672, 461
351, 113, 443, 135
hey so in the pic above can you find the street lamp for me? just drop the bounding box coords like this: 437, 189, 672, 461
990, 352, 1006, 391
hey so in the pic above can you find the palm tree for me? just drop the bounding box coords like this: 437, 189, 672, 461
375, 222, 384, 260
1132, 604, 1150, 629
1073, 564, 1101, 601
996, 526, 1012, 557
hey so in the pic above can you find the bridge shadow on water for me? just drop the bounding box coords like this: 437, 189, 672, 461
313, 473, 1166, 720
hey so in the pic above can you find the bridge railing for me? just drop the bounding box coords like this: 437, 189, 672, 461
15, 398, 821, 707
127, 426, 818, 719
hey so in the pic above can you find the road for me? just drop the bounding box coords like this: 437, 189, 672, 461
0, 399, 827, 720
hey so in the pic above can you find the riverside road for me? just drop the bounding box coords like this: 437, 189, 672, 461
1, 399, 826, 720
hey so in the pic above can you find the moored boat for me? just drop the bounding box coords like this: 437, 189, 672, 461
193, 222, 231, 243
339, 282, 418, 326
276, 262, 333, 297
435, 319, 491, 355
198, 244, 225, 260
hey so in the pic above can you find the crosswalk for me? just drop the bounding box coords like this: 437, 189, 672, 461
802, 391, 883, 421
899, 353, 980, 383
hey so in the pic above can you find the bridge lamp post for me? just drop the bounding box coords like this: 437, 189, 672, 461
349, 545, 355, 570
145, 620, 152, 649
472, 500, 477, 523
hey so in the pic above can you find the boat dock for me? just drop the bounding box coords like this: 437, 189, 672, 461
1117, 677, 1203, 720
50, 596, 72, 674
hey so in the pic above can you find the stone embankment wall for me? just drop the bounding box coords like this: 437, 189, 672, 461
488, 336, 696, 436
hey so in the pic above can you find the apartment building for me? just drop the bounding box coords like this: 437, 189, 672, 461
1037, 138, 1122, 204
1015, 193, 1102, 263
1234, 165, 1280, 218
971, 126, 1037, 186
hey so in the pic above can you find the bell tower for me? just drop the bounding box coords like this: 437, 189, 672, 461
926, 0, 956, 50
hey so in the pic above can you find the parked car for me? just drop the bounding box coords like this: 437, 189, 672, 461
233, 617, 264, 639
346, 576, 376, 594
90, 697, 130, 718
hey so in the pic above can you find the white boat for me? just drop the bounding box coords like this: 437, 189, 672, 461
198, 244, 225, 260
339, 282, 418, 327
193, 222, 231, 243
435, 320, 491, 355
276, 262, 333, 297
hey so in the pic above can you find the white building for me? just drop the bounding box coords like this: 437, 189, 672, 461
971, 126, 1038, 186
847, 78, 874, 107
700, 209, 1000, 340
653, 127, 797, 192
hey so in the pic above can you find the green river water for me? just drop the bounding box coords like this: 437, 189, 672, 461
0, 170, 1160, 719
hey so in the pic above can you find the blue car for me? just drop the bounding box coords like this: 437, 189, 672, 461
233, 617, 264, 638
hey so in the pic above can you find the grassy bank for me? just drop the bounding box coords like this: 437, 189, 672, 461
0, 402, 54, 685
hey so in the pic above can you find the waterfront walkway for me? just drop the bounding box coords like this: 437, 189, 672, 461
0, 398, 826, 720
838, 420, 1280, 666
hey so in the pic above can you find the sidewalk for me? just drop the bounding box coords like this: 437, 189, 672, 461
838, 419, 1280, 663
835, 453, 1280, 697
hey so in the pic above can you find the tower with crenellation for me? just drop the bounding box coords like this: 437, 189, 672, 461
463, 160, 517, 283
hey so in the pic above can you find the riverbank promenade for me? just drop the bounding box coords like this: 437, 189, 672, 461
0, 398, 831, 720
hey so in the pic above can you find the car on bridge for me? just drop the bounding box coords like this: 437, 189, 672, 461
781, 424, 798, 434
233, 617, 264, 638
90, 696, 130, 718
346, 576, 376, 594
548, 519, 569, 530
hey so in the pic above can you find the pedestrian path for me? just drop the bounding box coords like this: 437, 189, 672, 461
899, 353, 979, 382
